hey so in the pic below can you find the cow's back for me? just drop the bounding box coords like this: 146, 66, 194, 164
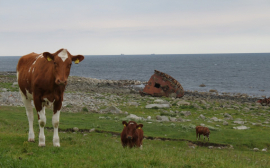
17, 53, 40, 73
17, 53, 40, 95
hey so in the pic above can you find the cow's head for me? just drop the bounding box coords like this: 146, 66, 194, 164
205, 129, 210, 137
122, 121, 143, 140
42, 49, 84, 85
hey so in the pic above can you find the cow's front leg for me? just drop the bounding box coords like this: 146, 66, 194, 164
52, 101, 62, 147
34, 95, 46, 146
38, 106, 46, 146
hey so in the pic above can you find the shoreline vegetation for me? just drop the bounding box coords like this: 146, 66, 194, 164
1, 71, 270, 167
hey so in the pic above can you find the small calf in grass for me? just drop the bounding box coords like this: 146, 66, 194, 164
196, 126, 210, 141
121, 121, 144, 149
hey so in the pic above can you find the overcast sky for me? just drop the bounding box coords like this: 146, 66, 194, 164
1, 0, 269, 56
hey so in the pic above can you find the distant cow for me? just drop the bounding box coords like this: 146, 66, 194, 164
121, 121, 144, 148
17, 49, 84, 147
196, 126, 210, 141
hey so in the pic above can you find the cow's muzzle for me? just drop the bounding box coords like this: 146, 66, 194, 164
127, 136, 133, 140
56, 79, 67, 85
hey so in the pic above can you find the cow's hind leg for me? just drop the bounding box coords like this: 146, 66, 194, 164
20, 92, 35, 142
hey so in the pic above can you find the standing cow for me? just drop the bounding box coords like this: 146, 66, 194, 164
196, 126, 210, 141
121, 121, 144, 148
17, 49, 84, 147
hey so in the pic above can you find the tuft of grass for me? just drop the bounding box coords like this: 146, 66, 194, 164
82, 107, 88, 112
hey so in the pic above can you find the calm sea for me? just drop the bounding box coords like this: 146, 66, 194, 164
1, 53, 270, 97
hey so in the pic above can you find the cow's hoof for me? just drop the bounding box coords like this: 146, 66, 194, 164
53, 143, 60, 147
28, 139, 35, 142
38, 143, 46, 147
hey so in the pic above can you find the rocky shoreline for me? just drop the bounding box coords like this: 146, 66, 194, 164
0, 71, 262, 109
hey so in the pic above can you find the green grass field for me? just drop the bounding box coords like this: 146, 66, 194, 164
1, 105, 270, 168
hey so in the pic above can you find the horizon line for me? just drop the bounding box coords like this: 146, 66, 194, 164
0, 52, 269, 57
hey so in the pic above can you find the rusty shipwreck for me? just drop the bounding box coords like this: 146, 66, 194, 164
140, 70, 184, 98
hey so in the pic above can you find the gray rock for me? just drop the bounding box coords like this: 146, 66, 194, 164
224, 113, 233, 120
199, 114, 206, 120
156, 115, 169, 121
211, 117, 219, 122
145, 104, 170, 109
180, 111, 191, 116
233, 126, 250, 130
253, 148, 259, 151
208, 146, 214, 149
262, 148, 267, 152
154, 99, 169, 104
126, 114, 143, 120
128, 102, 139, 106
89, 128, 95, 132
156, 115, 162, 120
200, 100, 207, 105
233, 121, 245, 124
101, 106, 122, 114
147, 116, 151, 120
177, 100, 190, 106
170, 117, 176, 122
223, 121, 228, 125
73, 127, 79, 132
176, 118, 184, 122
252, 123, 262, 126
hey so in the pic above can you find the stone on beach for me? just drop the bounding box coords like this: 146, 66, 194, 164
145, 104, 170, 109
100, 106, 122, 114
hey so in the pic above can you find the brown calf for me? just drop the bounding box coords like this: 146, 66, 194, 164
121, 121, 144, 148
17, 49, 84, 147
196, 126, 210, 141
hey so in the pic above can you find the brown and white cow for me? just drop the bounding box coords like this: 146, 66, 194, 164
121, 121, 144, 149
17, 49, 84, 147
196, 126, 210, 141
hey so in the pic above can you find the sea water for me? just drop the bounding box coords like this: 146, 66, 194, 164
1, 53, 269, 97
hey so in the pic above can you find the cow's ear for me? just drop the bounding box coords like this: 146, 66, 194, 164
137, 124, 143, 129
72, 55, 84, 64
122, 121, 128, 127
43, 52, 54, 62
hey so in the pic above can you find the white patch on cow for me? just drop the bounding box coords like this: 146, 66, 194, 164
32, 54, 42, 65
32, 67, 35, 73
19, 88, 35, 142
43, 98, 55, 107
52, 110, 61, 147
140, 145, 143, 150
29, 54, 42, 73
25, 89, 33, 100
38, 107, 46, 146
129, 122, 134, 125
58, 49, 68, 62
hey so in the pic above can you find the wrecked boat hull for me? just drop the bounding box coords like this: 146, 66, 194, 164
140, 70, 184, 98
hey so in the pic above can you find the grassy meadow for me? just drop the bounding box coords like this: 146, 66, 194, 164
1, 101, 270, 168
